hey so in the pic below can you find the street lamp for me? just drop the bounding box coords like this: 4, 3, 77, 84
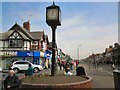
77, 45, 81, 61
46, 2, 61, 76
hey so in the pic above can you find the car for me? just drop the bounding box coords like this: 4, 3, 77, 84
0, 67, 2, 72
11, 60, 43, 73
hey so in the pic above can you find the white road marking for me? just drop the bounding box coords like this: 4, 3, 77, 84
98, 68, 103, 72
98, 68, 113, 75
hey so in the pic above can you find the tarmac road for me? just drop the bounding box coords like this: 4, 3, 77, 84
83, 62, 115, 89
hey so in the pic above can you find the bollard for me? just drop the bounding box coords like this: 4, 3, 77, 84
113, 70, 120, 90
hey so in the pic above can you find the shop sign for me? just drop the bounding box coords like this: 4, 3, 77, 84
17, 51, 33, 57
27, 52, 33, 56
0, 51, 17, 56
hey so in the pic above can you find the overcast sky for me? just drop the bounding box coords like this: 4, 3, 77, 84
0, 0, 119, 59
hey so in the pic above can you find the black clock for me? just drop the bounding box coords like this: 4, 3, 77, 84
46, 2, 61, 26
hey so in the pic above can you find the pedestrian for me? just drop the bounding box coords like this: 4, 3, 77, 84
58, 61, 62, 70
65, 70, 73, 75
8, 64, 12, 70
76, 66, 86, 76
25, 63, 34, 76
95, 60, 99, 69
76, 60, 79, 68
110, 60, 115, 70
45, 59, 49, 69
4, 70, 21, 90
64, 62, 70, 74
48, 59, 51, 68
70, 61, 73, 70
64, 62, 73, 75
61, 61, 65, 70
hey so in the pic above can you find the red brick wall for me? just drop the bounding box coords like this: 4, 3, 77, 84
21, 76, 93, 90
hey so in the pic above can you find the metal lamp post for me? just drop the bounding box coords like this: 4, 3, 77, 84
46, 2, 61, 76
77, 45, 81, 61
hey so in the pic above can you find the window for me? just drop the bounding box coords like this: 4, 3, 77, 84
9, 32, 23, 48
9, 40, 23, 47
24, 62, 30, 64
9, 32, 22, 39
14, 61, 30, 65
9, 40, 13, 47
14, 62, 25, 64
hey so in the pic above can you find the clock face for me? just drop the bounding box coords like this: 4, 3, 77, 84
47, 9, 58, 20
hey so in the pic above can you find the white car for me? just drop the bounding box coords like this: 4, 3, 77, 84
11, 60, 43, 73
0, 67, 2, 72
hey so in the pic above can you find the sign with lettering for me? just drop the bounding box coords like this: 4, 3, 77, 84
17, 51, 33, 57
0, 51, 18, 56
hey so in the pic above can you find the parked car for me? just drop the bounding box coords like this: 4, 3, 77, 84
11, 60, 43, 73
0, 67, 2, 72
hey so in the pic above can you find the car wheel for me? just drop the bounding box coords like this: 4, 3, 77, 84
34, 68, 39, 73
13, 68, 19, 73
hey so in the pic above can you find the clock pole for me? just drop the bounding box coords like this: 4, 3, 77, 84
51, 25, 57, 76
46, 2, 61, 76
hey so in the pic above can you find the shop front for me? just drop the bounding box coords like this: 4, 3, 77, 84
17, 50, 41, 65
43, 50, 52, 69
0, 50, 51, 70
0, 50, 19, 70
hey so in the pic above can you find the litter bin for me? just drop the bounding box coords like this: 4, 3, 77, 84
113, 70, 120, 90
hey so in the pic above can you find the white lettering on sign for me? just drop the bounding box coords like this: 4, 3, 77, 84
0, 51, 18, 56
27, 52, 33, 56
14, 52, 18, 55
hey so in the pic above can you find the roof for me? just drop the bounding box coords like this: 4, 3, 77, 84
48, 42, 57, 49
48, 42, 52, 49
0, 30, 31, 40
45, 35, 49, 44
45, 35, 48, 40
1, 23, 46, 41
0, 30, 14, 40
30, 31, 44, 40
9, 23, 33, 40
18, 31, 30, 40
105, 48, 113, 53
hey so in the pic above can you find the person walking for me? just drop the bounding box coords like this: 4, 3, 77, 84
25, 63, 34, 76
76, 60, 79, 68
4, 70, 21, 90
70, 61, 73, 70
58, 61, 62, 70
110, 60, 115, 70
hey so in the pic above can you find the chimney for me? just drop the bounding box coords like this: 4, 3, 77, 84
109, 45, 113, 48
23, 21, 30, 31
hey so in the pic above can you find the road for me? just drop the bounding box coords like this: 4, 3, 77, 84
0, 62, 115, 89
83, 62, 114, 89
